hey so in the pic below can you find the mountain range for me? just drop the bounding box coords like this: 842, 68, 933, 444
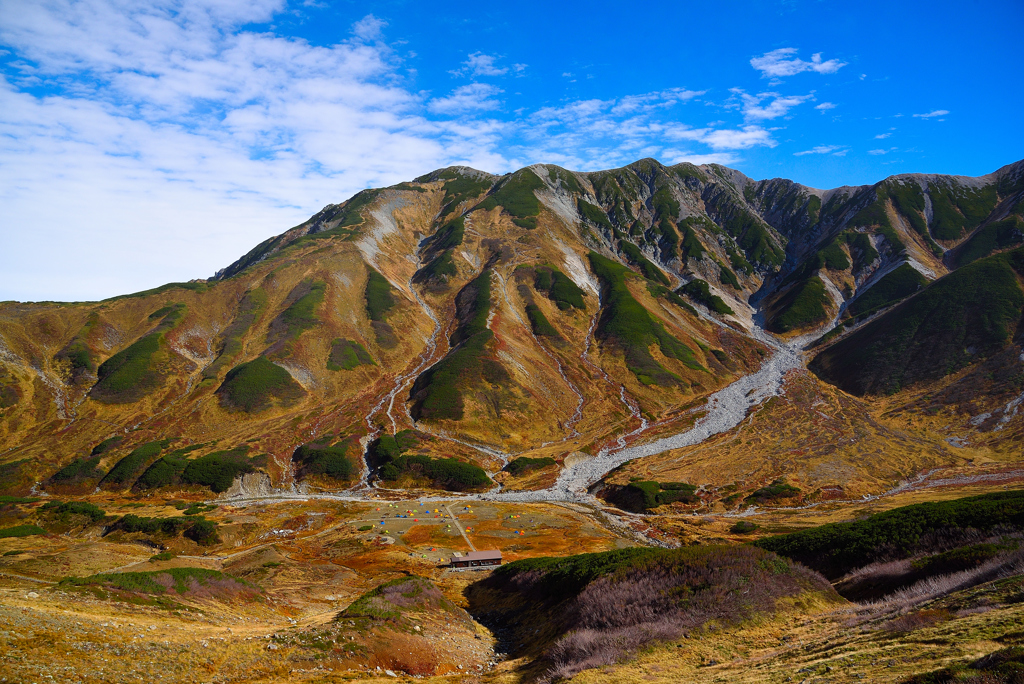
1, 156, 1023, 502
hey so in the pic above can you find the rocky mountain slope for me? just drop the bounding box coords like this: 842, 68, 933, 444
1, 157, 1023, 501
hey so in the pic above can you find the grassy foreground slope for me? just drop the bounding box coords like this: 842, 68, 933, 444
467, 545, 836, 682
810, 247, 1024, 395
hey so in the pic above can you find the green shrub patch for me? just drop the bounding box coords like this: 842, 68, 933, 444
365, 268, 396, 321
745, 479, 801, 504
100, 440, 171, 489
846, 264, 927, 319
60, 567, 248, 596
525, 304, 559, 337
217, 357, 305, 412
678, 279, 734, 315
133, 445, 205, 490
471, 545, 833, 681
505, 457, 556, 477
768, 276, 832, 333
90, 333, 164, 403
327, 339, 375, 371
754, 489, 1024, 579
810, 247, 1024, 395
606, 481, 697, 512
476, 169, 544, 229
39, 501, 107, 523
953, 216, 1024, 267
0, 524, 46, 538
181, 446, 261, 493
619, 241, 670, 286
293, 439, 358, 481
588, 252, 703, 386
411, 269, 507, 421
370, 433, 490, 491
533, 266, 586, 310
203, 288, 266, 380
48, 457, 104, 486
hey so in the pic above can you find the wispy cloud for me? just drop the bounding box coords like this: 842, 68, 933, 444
450, 52, 514, 78
731, 89, 812, 120
815, 102, 837, 111
913, 109, 949, 118
794, 145, 845, 156
750, 48, 847, 78
868, 147, 897, 155
428, 83, 503, 114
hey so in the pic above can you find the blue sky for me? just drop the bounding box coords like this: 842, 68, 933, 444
1, 0, 1022, 301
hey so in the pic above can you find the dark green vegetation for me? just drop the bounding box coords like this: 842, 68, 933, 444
134, 444, 206, 490
91, 436, 123, 456
266, 281, 325, 352
0, 524, 47, 538
417, 168, 493, 224
431, 216, 465, 250
204, 288, 266, 380
216, 356, 305, 412
312, 189, 382, 238
292, 439, 358, 481
848, 194, 906, 253
730, 521, 759, 534
416, 250, 458, 286
370, 433, 490, 491
845, 264, 928, 319
533, 266, 586, 310
39, 501, 106, 523
703, 187, 785, 268
953, 216, 1024, 267
619, 241, 670, 286
477, 169, 544, 229
817, 240, 851, 271
505, 457, 556, 477
469, 545, 833, 681
99, 440, 171, 489
755, 489, 1024, 580
337, 575, 461, 626
48, 457, 104, 487
745, 479, 801, 504
90, 303, 186, 403
55, 313, 99, 380
577, 199, 614, 233
843, 231, 879, 271
107, 514, 219, 545
606, 481, 698, 512
60, 567, 251, 597
928, 182, 998, 241
327, 339, 374, 371
768, 276, 832, 333
679, 279, 734, 316
902, 647, 1024, 684
811, 247, 1024, 395
91, 334, 163, 403
181, 446, 264, 493
588, 252, 703, 386
411, 270, 508, 421
364, 268, 396, 321
525, 304, 559, 337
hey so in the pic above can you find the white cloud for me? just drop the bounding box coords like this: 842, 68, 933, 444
913, 109, 949, 118
428, 83, 503, 114
453, 52, 509, 77
351, 14, 386, 41
701, 126, 775, 150
732, 89, 812, 120
0, 2, 512, 301
794, 145, 844, 156
815, 102, 836, 111
875, 132, 891, 139
750, 48, 847, 78
868, 147, 897, 155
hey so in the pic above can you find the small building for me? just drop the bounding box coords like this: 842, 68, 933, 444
449, 550, 502, 568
